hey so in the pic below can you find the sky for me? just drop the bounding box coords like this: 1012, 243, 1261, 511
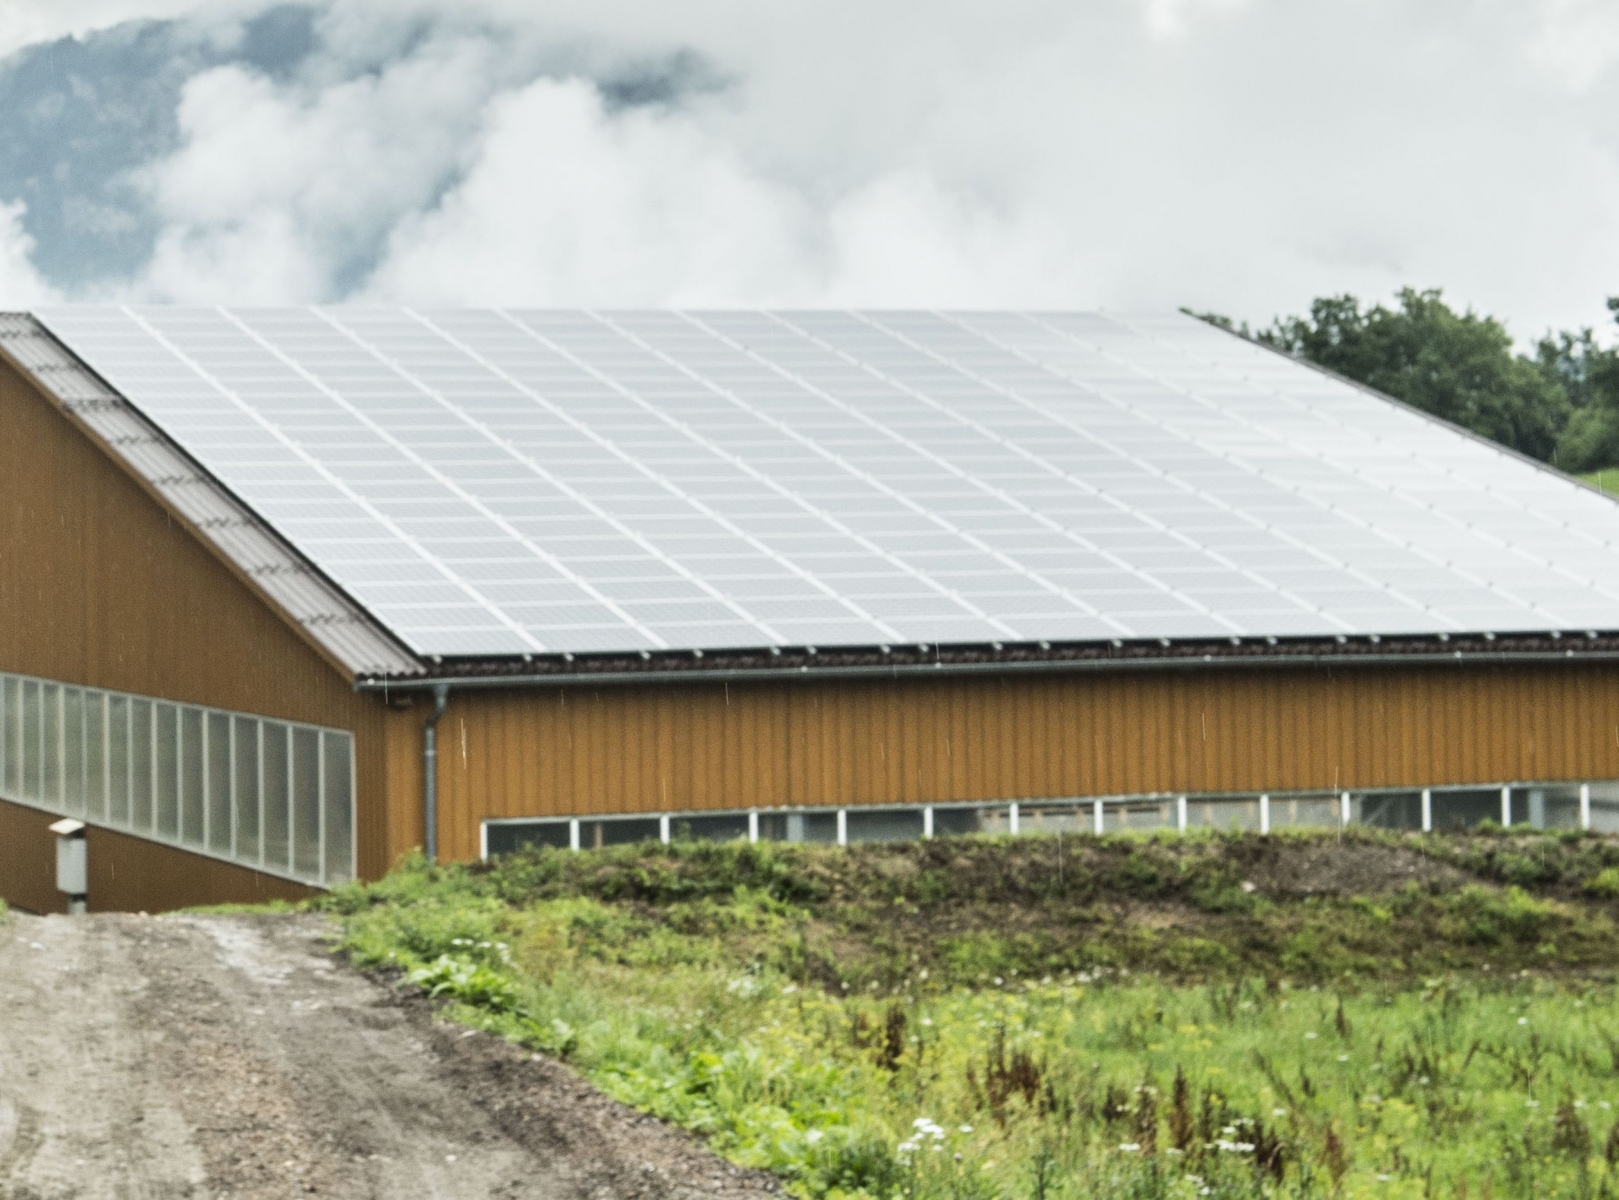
2, 0, 1619, 340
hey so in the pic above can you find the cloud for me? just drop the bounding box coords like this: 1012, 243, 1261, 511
1, 0, 1619, 337
0, 201, 63, 305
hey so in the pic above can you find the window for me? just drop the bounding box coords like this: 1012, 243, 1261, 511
0, 671, 353, 888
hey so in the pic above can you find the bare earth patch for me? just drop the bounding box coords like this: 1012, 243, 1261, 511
0, 911, 779, 1200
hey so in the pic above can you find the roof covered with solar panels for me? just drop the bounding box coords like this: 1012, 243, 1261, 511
18, 305, 1619, 679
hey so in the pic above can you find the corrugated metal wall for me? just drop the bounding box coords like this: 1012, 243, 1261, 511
427, 663, 1619, 862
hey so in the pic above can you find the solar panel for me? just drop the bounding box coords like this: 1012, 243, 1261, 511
34, 305, 1619, 657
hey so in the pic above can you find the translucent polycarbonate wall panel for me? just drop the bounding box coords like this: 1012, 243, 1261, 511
0, 671, 353, 888
1, 677, 18, 797
932, 804, 1014, 838
1591, 784, 1619, 834
1102, 799, 1174, 834
179, 705, 204, 847
107, 696, 130, 825
41, 683, 60, 808
1508, 786, 1580, 830
579, 816, 660, 848
1186, 796, 1261, 831
1430, 789, 1501, 831
84, 692, 106, 822
1353, 792, 1422, 831
62, 687, 83, 815
322, 731, 354, 884
263, 722, 291, 870
155, 703, 180, 839
759, 811, 839, 843
1018, 801, 1093, 835
668, 812, 748, 843
207, 712, 232, 855
130, 699, 153, 830
846, 807, 926, 844
486, 820, 571, 857
290, 728, 321, 878
234, 717, 260, 862
21, 681, 40, 802
1267, 795, 1339, 829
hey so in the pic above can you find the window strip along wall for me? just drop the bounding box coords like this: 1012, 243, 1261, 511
482, 780, 1619, 858
0, 671, 353, 888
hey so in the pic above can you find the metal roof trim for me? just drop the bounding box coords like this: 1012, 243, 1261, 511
0, 313, 423, 680
352, 629, 1619, 689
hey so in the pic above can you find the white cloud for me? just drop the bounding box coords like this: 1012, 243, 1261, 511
0, 202, 62, 305
1137, 0, 1250, 39
5, 0, 1619, 337
1531, 0, 1619, 92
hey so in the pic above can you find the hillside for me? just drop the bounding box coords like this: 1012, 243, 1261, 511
325, 829, 1619, 1199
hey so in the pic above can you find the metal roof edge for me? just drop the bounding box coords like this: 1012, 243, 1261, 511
0, 313, 423, 681
1196, 315, 1619, 503
354, 631, 1619, 690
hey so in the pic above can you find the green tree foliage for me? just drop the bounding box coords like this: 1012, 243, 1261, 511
1259, 288, 1570, 462
1202, 290, 1619, 471
1538, 299, 1619, 471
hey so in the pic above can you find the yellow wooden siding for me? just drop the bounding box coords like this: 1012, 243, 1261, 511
419, 663, 1619, 862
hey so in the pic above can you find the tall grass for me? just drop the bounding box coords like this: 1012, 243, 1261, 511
326, 835, 1619, 1199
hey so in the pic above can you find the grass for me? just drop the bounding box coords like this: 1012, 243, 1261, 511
322, 829, 1619, 1199
1581, 469, 1619, 496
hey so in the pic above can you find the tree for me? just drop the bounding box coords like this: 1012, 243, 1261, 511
1257, 288, 1570, 463
1536, 299, 1619, 472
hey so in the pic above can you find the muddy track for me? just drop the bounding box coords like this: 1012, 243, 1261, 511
0, 911, 780, 1200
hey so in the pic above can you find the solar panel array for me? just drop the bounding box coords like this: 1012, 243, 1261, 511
34, 306, 1619, 659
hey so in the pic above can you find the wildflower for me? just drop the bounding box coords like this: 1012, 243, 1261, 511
1519, 1017, 1529, 1025
959, 1125, 974, 1134
920, 1018, 933, 1027
1272, 1108, 1286, 1117
1337, 1054, 1349, 1062
1305, 1032, 1318, 1039
1119, 1143, 1142, 1152
994, 977, 1004, 986
1526, 1100, 1540, 1108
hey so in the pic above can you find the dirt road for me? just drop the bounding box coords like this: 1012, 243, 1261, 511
0, 911, 779, 1200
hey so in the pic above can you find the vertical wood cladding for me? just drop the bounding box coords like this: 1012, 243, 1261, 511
0, 357, 404, 886
429, 662, 1619, 862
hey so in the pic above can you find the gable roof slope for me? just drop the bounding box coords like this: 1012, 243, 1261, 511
13, 306, 1619, 682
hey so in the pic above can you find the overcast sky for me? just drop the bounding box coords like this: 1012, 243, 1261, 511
2, 0, 1618, 340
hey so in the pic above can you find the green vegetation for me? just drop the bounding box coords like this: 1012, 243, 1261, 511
1584, 469, 1619, 498
1195, 292, 1619, 472
324, 830, 1619, 1198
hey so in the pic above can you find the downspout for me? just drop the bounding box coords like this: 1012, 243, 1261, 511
423, 684, 450, 863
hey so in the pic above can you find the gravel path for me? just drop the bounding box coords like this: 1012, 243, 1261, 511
0, 911, 780, 1200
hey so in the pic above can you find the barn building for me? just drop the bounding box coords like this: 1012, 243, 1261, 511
4, 306, 1619, 913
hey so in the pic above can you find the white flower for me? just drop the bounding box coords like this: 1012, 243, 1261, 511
1272, 1108, 1286, 1117
920, 1018, 933, 1027
1304, 1032, 1317, 1039
959, 1125, 974, 1134
1526, 1100, 1540, 1108
1518, 1017, 1529, 1025
1337, 1054, 1350, 1062
1119, 1143, 1142, 1152
805, 1130, 824, 1145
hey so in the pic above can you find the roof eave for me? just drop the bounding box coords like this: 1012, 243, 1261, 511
352, 629, 1619, 690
